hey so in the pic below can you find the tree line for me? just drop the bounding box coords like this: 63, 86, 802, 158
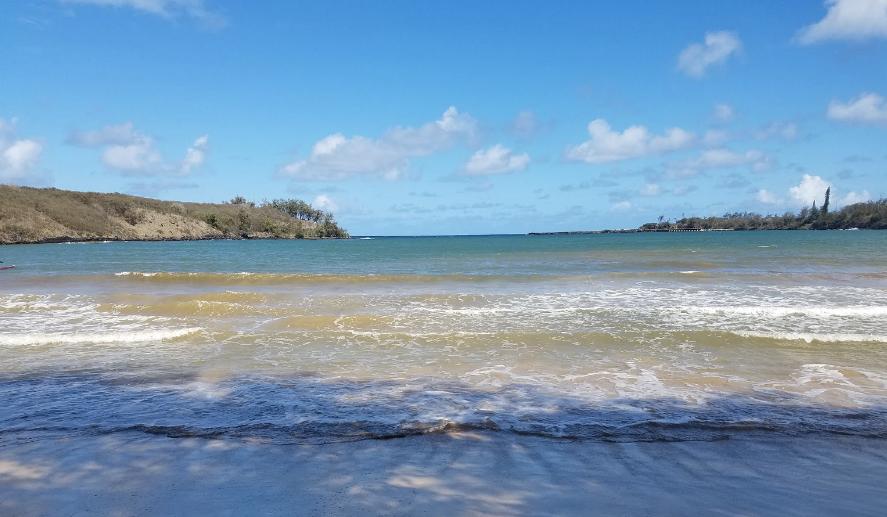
641, 189, 886, 231
225, 196, 348, 238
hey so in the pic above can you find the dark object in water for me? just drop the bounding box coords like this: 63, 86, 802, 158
0, 265, 15, 271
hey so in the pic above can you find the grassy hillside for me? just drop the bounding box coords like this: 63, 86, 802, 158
0, 186, 348, 244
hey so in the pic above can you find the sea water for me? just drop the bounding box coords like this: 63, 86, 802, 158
1, 232, 886, 443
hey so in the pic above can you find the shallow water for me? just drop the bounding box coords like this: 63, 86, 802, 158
1, 232, 886, 442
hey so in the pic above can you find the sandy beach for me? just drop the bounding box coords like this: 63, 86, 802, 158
2, 432, 887, 516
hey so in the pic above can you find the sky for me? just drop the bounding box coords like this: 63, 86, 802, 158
1, 0, 886, 235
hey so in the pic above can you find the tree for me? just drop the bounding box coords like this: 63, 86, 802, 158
808, 200, 819, 221
822, 187, 830, 214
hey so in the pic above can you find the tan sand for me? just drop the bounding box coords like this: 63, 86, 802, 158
2, 432, 886, 516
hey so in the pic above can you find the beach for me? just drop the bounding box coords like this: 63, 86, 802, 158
1, 232, 886, 515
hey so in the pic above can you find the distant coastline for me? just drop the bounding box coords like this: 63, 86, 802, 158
532, 194, 886, 235
0, 186, 348, 245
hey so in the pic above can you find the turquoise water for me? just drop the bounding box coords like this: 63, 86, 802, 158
1, 231, 886, 443
2, 231, 885, 277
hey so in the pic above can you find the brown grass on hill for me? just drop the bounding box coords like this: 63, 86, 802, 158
0, 185, 347, 244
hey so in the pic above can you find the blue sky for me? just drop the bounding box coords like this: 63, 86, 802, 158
2, 0, 886, 235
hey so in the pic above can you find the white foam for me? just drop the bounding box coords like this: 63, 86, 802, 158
733, 331, 887, 344
691, 306, 887, 318
0, 327, 202, 346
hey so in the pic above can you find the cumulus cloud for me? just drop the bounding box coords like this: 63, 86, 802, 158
796, 0, 887, 44
61, 0, 226, 28
68, 122, 209, 175
180, 134, 209, 174
789, 174, 830, 206
677, 31, 742, 78
786, 174, 872, 208
566, 118, 694, 164
281, 107, 478, 181
713, 103, 734, 122
668, 148, 771, 177
0, 118, 44, 183
841, 190, 872, 205
827, 92, 887, 124
464, 145, 530, 175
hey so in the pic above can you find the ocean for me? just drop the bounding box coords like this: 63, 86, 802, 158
1, 231, 886, 444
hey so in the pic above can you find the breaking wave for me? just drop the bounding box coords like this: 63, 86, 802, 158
0, 328, 202, 346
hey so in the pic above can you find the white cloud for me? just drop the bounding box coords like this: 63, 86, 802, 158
789, 174, 830, 206
668, 148, 771, 177
827, 92, 887, 124
677, 31, 742, 78
312, 194, 338, 212
180, 134, 209, 174
713, 103, 734, 122
102, 139, 162, 172
69, 122, 208, 175
62, 0, 226, 28
841, 190, 872, 205
756, 189, 780, 205
796, 0, 887, 44
281, 106, 478, 181
464, 145, 530, 175
566, 118, 694, 164
3, 140, 43, 172
0, 118, 44, 183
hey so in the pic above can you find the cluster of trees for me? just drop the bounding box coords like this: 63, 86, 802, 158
641, 189, 886, 231
225, 196, 348, 238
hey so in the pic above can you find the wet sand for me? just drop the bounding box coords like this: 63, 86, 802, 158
2, 433, 886, 516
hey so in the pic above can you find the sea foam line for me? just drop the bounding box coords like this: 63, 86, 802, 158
733, 330, 887, 344
0, 327, 202, 346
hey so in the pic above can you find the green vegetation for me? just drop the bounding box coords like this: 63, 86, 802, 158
0, 185, 348, 244
641, 191, 886, 231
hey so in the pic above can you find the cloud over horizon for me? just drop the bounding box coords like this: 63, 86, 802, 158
566, 119, 694, 164
464, 145, 530, 175
0, 118, 44, 184
280, 107, 478, 181
68, 122, 209, 176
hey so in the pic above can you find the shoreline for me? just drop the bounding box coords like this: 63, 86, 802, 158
0, 235, 346, 246
1, 227, 880, 246
529, 227, 873, 235
2, 432, 886, 516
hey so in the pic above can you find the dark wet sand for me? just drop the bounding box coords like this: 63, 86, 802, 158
2, 433, 886, 516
